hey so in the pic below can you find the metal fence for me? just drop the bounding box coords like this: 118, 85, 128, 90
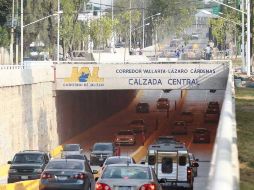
208, 60, 239, 190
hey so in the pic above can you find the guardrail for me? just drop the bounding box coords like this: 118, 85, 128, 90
208, 60, 239, 190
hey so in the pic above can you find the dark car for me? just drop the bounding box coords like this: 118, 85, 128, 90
7, 150, 50, 183
193, 128, 211, 143
39, 159, 96, 190
136, 103, 150, 113
204, 108, 220, 122
90, 143, 117, 166
128, 119, 146, 133
157, 98, 170, 110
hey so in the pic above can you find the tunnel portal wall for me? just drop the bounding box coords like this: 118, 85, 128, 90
55, 90, 137, 143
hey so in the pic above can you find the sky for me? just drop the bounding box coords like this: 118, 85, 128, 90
89, 0, 112, 10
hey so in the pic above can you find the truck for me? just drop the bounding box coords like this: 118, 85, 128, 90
145, 143, 198, 190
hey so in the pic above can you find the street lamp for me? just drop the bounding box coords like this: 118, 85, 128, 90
210, 0, 251, 76
132, 23, 150, 32
20, 0, 62, 64
142, 12, 161, 49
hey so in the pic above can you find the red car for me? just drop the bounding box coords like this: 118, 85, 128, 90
193, 128, 210, 143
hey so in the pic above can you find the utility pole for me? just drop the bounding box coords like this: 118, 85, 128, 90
142, 0, 145, 49
241, 0, 245, 70
15, 0, 18, 65
247, 0, 251, 76
129, 0, 132, 52
111, 0, 115, 53
57, 0, 60, 62
21, 0, 23, 64
10, 0, 15, 64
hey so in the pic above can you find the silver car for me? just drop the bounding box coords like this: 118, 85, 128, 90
96, 164, 162, 190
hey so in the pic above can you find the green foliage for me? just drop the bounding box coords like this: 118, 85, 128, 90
0, 0, 12, 26
0, 26, 9, 47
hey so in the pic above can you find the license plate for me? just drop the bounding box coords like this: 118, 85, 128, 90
57, 176, 68, 180
21, 176, 28, 180
119, 186, 131, 190
99, 157, 104, 161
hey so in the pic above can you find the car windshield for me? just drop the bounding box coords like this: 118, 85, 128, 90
63, 144, 80, 151
156, 137, 175, 144
93, 144, 113, 151
195, 129, 208, 134
46, 160, 83, 170
64, 155, 84, 160
102, 166, 151, 179
13, 154, 44, 164
105, 158, 131, 165
118, 131, 133, 135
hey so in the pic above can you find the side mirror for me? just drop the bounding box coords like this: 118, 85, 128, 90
95, 177, 99, 181
140, 161, 145, 165
99, 163, 103, 167
7, 161, 12, 164
192, 162, 199, 167
195, 158, 199, 162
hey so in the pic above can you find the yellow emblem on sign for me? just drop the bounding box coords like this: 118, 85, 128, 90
64, 67, 104, 83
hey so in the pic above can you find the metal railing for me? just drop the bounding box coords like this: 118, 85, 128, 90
208, 60, 239, 190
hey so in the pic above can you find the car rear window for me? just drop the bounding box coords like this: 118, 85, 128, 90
105, 157, 131, 165
102, 166, 151, 179
64, 155, 84, 160
93, 144, 113, 151
195, 129, 208, 134
63, 144, 80, 151
13, 154, 44, 164
46, 161, 83, 170
158, 98, 168, 102
118, 131, 133, 135
161, 157, 173, 173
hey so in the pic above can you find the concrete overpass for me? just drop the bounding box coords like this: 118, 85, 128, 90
0, 60, 238, 190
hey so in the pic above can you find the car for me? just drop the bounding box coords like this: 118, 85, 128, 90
39, 159, 96, 190
193, 128, 211, 143
95, 164, 162, 190
188, 153, 199, 177
171, 121, 187, 135
114, 130, 136, 145
204, 108, 220, 122
181, 111, 194, 124
7, 150, 50, 183
128, 119, 146, 133
155, 136, 177, 144
208, 101, 220, 111
157, 98, 170, 110
61, 144, 83, 158
136, 102, 150, 113
90, 142, 117, 166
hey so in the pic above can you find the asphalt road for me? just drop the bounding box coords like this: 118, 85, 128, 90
1, 89, 224, 190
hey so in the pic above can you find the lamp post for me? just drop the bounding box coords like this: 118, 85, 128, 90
210, 0, 251, 76
20, 0, 62, 64
142, 12, 161, 49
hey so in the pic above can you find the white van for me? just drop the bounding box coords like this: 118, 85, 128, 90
146, 144, 198, 190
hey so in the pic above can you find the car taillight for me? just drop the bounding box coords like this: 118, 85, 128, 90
96, 183, 111, 190
187, 167, 192, 183
139, 184, 156, 190
41, 172, 53, 179
72, 173, 86, 180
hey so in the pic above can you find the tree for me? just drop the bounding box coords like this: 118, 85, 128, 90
0, 0, 12, 26
0, 26, 9, 47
